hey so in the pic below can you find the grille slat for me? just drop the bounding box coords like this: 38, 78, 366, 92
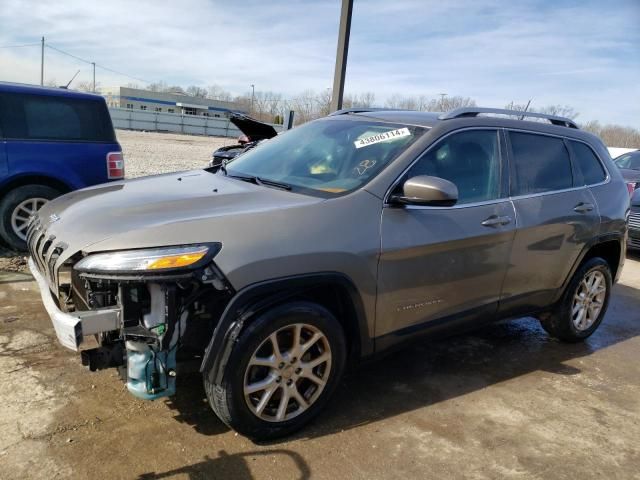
27, 216, 68, 293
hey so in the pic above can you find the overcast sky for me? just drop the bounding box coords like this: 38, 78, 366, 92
1, 0, 639, 127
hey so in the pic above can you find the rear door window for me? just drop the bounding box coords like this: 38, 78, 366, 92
569, 140, 607, 185
509, 131, 573, 196
0, 92, 114, 142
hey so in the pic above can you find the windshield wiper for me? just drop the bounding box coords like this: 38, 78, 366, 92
256, 177, 292, 190
223, 167, 292, 191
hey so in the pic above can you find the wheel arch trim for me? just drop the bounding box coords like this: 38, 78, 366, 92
555, 233, 625, 304
0, 174, 73, 198
200, 272, 372, 384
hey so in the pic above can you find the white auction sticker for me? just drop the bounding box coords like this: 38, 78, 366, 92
354, 127, 411, 149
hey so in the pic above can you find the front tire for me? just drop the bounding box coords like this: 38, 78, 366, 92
0, 185, 60, 250
204, 301, 346, 440
540, 257, 612, 342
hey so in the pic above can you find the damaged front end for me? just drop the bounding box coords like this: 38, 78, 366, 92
28, 225, 232, 401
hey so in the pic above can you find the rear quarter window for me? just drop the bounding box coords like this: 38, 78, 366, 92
569, 140, 607, 185
0, 92, 114, 142
509, 131, 573, 196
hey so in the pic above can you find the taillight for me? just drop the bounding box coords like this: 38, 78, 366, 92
627, 182, 635, 197
107, 152, 125, 179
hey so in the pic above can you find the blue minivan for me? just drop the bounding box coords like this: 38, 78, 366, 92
0, 82, 123, 250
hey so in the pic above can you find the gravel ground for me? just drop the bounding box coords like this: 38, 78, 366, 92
0, 129, 231, 270
116, 129, 231, 178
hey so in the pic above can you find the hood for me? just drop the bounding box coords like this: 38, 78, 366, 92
36, 170, 321, 260
230, 114, 278, 141
631, 188, 640, 207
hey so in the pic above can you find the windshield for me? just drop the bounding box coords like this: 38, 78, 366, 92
614, 152, 640, 170
223, 117, 426, 195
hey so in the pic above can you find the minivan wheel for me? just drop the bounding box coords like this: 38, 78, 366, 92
0, 185, 60, 251
540, 257, 612, 342
204, 301, 346, 440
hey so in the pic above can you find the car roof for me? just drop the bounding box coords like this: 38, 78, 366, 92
0, 81, 106, 101
349, 110, 443, 128
330, 107, 606, 146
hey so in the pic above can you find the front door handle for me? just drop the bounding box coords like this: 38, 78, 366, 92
574, 202, 594, 213
481, 215, 512, 227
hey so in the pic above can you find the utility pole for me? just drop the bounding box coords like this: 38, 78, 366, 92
250, 84, 255, 114
438, 92, 447, 111
40, 36, 44, 86
330, 0, 353, 112
92, 62, 96, 92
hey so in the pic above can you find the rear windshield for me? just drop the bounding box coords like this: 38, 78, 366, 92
224, 117, 426, 195
0, 92, 115, 142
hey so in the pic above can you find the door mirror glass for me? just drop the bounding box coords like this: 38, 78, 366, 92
391, 175, 458, 207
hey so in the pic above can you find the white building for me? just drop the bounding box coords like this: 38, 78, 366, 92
100, 86, 244, 117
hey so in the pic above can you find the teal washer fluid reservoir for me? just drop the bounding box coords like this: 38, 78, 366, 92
126, 340, 177, 400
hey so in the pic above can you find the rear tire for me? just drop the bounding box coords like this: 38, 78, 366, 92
204, 301, 346, 440
540, 257, 612, 342
0, 185, 60, 251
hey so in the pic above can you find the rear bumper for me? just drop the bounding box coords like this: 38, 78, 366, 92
29, 257, 120, 351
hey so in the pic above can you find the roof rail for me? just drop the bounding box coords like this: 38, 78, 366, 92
328, 107, 395, 116
439, 107, 579, 129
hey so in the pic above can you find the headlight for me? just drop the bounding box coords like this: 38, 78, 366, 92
75, 245, 214, 273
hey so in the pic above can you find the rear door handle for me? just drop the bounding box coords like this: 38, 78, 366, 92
574, 202, 594, 213
481, 215, 512, 227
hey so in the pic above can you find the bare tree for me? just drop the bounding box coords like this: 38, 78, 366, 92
317, 89, 333, 116
434, 96, 476, 112
250, 91, 284, 122
343, 91, 376, 109
504, 102, 578, 121
147, 81, 168, 92
291, 90, 319, 123
233, 94, 251, 113
583, 121, 640, 148
74, 80, 100, 92
385, 94, 418, 110
538, 104, 578, 120
207, 85, 233, 102
186, 85, 208, 98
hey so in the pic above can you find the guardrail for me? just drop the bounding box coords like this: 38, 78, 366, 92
109, 107, 282, 138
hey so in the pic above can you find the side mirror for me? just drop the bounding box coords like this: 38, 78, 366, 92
390, 175, 458, 207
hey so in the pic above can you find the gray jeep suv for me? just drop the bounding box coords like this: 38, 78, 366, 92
28, 107, 628, 440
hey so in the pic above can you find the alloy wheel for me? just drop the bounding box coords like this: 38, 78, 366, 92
243, 323, 332, 422
10, 197, 47, 241
571, 270, 607, 331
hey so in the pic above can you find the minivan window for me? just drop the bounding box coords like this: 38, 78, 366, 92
0, 93, 114, 142
403, 129, 501, 204
509, 132, 573, 196
570, 140, 607, 185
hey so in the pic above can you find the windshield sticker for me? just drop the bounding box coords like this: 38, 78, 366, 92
354, 127, 411, 149
355, 159, 377, 175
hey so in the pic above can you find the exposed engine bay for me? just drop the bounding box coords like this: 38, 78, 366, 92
32, 250, 232, 400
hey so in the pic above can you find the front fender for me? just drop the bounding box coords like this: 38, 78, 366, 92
200, 272, 372, 384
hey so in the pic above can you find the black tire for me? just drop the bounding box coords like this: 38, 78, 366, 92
0, 185, 60, 251
540, 257, 612, 342
204, 301, 346, 440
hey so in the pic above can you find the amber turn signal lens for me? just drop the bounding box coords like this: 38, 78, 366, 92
146, 251, 207, 270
